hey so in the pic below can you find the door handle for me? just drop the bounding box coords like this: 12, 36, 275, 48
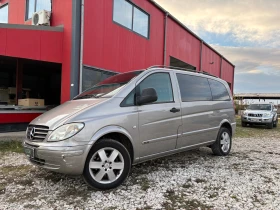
170, 107, 180, 113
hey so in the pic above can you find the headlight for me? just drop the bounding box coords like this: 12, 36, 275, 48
243, 112, 248, 116
263, 113, 272, 117
48, 123, 84, 142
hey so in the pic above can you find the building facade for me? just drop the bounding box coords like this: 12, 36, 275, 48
0, 0, 235, 131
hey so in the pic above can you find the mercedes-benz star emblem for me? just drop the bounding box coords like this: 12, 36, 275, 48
30, 127, 36, 140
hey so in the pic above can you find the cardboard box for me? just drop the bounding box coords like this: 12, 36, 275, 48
18, 98, 45, 107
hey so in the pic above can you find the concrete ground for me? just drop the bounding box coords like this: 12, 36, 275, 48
0, 131, 25, 142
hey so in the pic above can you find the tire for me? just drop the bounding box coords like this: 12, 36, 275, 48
83, 139, 131, 190
211, 127, 232, 156
241, 121, 246, 127
273, 118, 278, 128
267, 122, 273, 129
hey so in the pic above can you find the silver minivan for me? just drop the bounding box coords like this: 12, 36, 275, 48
23, 67, 236, 190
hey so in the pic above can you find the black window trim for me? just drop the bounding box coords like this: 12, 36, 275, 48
82, 65, 118, 92
25, 0, 52, 21
176, 73, 213, 102
208, 78, 231, 102
0, 3, 8, 10
0, 3, 9, 23
112, 0, 150, 39
120, 72, 175, 107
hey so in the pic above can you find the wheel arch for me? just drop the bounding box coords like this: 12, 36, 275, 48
219, 119, 233, 136
87, 126, 135, 162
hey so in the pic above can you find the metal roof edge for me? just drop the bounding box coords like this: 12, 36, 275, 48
0, 23, 64, 32
148, 0, 235, 68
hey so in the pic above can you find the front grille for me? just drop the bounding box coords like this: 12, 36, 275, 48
26, 125, 49, 141
248, 113, 262, 117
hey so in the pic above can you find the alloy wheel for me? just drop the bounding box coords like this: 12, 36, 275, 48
89, 147, 124, 184
220, 132, 231, 153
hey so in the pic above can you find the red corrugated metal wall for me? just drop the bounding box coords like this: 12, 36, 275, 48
3, 0, 235, 100
1, 0, 73, 103
165, 18, 201, 69
83, 0, 165, 72
221, 59, 234, 91
51, 1, 72, 103
0, 28, 63, 63
202, 44, 221, 77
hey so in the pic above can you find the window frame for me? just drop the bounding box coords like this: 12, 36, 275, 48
112, 0, 150, 39
121, 72, 175, 107
176, 73, 213, 102
25, 0, 52, 21
208, 79, 231, 102
0, 3, 9, 24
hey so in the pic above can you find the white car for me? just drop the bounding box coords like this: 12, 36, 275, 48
242, 103, 278, 129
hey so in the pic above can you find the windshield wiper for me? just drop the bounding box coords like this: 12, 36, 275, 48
74, 94, 99, 100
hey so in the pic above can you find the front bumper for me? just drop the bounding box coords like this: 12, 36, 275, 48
241, 116, 273, 124
23, 140, 91, 175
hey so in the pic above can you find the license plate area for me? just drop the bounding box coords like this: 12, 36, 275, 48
250, 118, 260, 122
24, 147, 35, 159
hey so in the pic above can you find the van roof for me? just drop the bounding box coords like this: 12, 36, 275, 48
146, 65, 222, 81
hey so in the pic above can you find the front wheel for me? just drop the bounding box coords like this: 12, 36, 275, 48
83, 139, 131, 190
267, 122, 273, 129
241, 121, 246, 127
273, 118, 278, 128
211, 127, 232, 156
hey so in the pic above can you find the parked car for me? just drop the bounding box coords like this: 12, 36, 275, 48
23, 67, 236, 190
241, 103, 278, 129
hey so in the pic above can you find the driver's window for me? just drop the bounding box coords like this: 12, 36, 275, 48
138, 73, 174, 104
121, 72, 174, 107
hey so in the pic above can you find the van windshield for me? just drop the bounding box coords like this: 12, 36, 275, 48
74, 71, 143, 100
247, 104, 272, 111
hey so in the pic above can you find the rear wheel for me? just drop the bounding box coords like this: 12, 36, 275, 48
211, 127, 232, 156
83, 139, 131, 190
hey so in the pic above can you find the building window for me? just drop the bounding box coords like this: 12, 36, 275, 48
26, 0, 52, 20
113, 0, 150, 38
0, 4, 8, 23
82, 66, 117, 91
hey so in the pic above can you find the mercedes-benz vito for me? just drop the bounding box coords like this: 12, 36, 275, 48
23, 67, 236, 190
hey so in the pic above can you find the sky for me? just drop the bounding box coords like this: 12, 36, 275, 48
154, 0, 280, 94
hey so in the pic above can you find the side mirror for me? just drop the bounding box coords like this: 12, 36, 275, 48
137, 88, 158, 105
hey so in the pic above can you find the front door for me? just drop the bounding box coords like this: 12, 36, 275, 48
137, 72, 182, 158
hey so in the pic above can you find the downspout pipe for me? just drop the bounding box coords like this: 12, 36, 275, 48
163, 12, 169, 66
232, 66, 235, 94
70, 0, 82, 99
220, 56, 223, 78
79, 0, 85, 94
199, 40, 203, 72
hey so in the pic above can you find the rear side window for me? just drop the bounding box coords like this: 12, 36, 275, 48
208, 79, 230, 101
176, 74, 212, 102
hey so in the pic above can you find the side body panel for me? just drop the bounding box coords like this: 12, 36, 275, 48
177, 101, 218, 148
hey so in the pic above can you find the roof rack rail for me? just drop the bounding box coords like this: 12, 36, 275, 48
147, 65, 218, 78
147, 65, 196, 72
201, 71, 218, 78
